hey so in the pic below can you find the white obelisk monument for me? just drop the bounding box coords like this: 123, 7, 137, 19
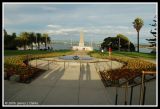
72, 31, 93, 51
79, 31, 84, 47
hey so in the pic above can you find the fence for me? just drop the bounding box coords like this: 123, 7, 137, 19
113, 71, 156, 105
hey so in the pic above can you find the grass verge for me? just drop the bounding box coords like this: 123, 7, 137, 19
4, 50, 72, 56
88, 50, 156, 60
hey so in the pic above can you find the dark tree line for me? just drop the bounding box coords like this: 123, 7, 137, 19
4, 29, 17, 50
4, 29, 51, 50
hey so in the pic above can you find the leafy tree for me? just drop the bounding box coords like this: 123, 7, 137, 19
116, 34, 130, 50
130, 42, 135, 52
101, 34, 135, 52
4, 29, 7, 37
4, 29, 17, 50
133, 17, 144, 52
117, 34, 129, 41
4, 29, 9, 49
10, 33, 17, 49
12, 33, 16, 38
146, 16, 157, 47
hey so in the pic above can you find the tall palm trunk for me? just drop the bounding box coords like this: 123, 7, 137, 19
38, 43, 39, 50
45, 43, 47, 49
31, 44, 33, 50
23, 41, 27, 50
24, 45, 25, 50
24, 43, 26, 50
137, 31, 139, 52
45, 36, 47, 49
133, 17, 144, 53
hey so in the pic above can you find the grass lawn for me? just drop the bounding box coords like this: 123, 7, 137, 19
4, 50, 72, 56
112, 51, 156, 59
88, 50, 156, 60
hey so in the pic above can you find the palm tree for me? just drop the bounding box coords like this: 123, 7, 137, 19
36, 33, 42, 50
28, 32, 36, 50
133, 17, 144, 52
15, 37, 23, 48
19, 32, 29, 50
42, 33, 49, 49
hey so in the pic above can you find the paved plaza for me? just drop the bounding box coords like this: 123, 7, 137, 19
4, 57, 156, 106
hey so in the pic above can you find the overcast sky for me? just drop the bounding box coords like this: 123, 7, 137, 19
3, 3, 157, 44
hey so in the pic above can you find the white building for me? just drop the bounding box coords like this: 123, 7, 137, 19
72, 31, 93, 51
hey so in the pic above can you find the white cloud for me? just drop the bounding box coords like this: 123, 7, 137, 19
47, 25, 61, 28
46, 25, 133, 36
46, 27, 83, 35
3, 4, 156, 44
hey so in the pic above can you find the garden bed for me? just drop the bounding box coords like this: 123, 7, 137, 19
99, 57, 156, 87
4, 51, 74, 83
4, 65, 46, 83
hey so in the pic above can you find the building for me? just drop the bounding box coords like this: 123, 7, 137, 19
72, 31, 93, 51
